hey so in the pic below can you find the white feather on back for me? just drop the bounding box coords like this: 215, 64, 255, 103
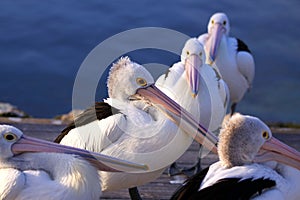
200, 161, 288, 192
13, 153, 102, 200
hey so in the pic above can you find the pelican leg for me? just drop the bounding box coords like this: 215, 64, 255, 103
168, 162, 183, 176
230, 103, 237, 115
182, 144, 203, 176
129, 187, 142, 200
168, 145, 203, 184
168, 162, 189, 184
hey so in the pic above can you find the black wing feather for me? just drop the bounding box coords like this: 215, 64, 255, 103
54, 102, 119, 143
171, 174, 276, 200
236, 38, 251, 53
170, 167, 209, 200
164, 68, 171, 79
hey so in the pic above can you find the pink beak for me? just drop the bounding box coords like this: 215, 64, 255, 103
12, 135, 149, 172
185, 54, 202, 98
254, 137, 300, 170
208, 23, 226, 63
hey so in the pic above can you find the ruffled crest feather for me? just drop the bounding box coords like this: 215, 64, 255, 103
107, 56, 132, 97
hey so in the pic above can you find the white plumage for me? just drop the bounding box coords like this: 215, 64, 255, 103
198, 13, 255, 114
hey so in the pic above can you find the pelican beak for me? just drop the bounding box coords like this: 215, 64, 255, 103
185, 54, 202, 98
11, 135, 149, 172
254, 137, 300, 170
136, 84, 218, 153
208, 23, 225, 63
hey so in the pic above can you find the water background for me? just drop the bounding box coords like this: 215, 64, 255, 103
0, 0, 299, 123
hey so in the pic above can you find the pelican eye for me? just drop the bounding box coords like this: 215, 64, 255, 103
223, 20, 227, 25
187, 51, 190, 55
199, 52, 203, 56
211, 20, 215, 24
136, 78, 147, 86
262, 131, 269, 140
4, 133, 17, 141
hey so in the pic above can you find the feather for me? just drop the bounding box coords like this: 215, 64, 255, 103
54, 102, 119, 143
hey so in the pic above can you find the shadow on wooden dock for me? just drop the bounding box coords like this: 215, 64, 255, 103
1, 117, 299, 200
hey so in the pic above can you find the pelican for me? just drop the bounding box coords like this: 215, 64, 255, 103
54, 57, 218, 199
156, 38, 228, 176
198, 13, 255, 114
0, 124, 148, 200
171, 113, 300, 199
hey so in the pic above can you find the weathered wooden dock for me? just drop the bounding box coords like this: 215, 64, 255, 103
1, 117, 299, 200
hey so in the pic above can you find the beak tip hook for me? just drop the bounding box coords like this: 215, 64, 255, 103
191, 92, 197, 98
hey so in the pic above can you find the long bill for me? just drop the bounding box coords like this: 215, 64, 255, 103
136, 84, 218, 154
185, 54, 202, 98
11, 135, 149, 172
208, 22, 225, 63
254, 137, 300, 170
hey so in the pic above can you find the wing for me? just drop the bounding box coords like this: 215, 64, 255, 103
170, 167, 209, 200
54, 102, 119, 143
171, 170, 275, 200
198, 33, 209, 45
171, 163, 276, 200
155, 62, 185, 96
54, 102, 125, 153
188, 177, 275, 200
219, 79, 230, 110
156, 62, 184, 86
59, 114, 126, 153
236, 38, 255, 89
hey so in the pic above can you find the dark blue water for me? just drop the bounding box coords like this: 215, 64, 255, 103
0, 0, 299, 123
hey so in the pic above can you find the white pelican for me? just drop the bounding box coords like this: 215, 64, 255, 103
156, 38, 228, 176
0, 124, 148, 200
54, 57, 218, 199
198, 13, 255, 114
171, 113, 300, 199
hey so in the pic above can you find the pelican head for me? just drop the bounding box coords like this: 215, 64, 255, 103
218, 113, 300, 170
0, 125, 24, 160
107, 56, 154, 102
207, 12, 230, 63
180, 38, 205, 98
0, 124, 148, 172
